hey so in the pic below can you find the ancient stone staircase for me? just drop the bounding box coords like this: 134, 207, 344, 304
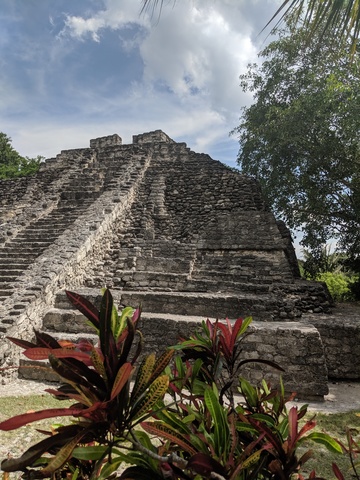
18, 288, 330, 399
0, 202, 92, 300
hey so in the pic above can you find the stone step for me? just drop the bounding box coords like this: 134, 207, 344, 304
13, 234, 60, 240
119, 290, 276, 320
113, 270, 271, 294
53, 289, 124, 312
24, 225, 72, 230
0, 246, 47, 254
135, 257, 191, 273
0, 250, 37, 257
0, 268, 24, 274
193, 275, 273, 288
53, 288, 275, 319
0, 275, 21, 282
0, 289, 13, 297
18, 359, 61, 383
0, 263, 32, 269
19, 306, 329, 399
43, 308, 97, 334
8, 240, 55, 247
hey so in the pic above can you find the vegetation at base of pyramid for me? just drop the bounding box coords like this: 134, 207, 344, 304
0, 289, 345, 479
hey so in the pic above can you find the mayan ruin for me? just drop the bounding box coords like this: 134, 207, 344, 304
0, 130, 359, 399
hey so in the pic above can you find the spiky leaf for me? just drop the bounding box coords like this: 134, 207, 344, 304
6, 336, 37, 349
1, 426, 83, 471
204, 385, 229, 456
23, 347, 92, 364
99, 289, 119, 380
130, 375, 169, 420
66, 290, 100, 329
305, 432, 343, 454
110, 362, 133, 400
91, 347, 107, 381
0, 407, 84, 431
141, 422, 197, 456
114, 306, 134, 340
40, 431, 88, 476
131, 354, 156, 402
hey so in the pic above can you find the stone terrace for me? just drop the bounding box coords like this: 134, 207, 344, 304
0, 130, 341, 398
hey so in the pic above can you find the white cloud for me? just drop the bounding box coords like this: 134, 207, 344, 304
2, 0, 281, 168
59, 0, 264, 123
59, 0, 149, 41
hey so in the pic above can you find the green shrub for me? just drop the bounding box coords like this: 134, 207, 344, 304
0, 289, 344, 479
316, 272, 354, 302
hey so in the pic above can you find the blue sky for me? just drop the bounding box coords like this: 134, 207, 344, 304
1, 0, 279, 168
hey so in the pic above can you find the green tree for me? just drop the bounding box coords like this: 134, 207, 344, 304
0, 132, 42, 179
234, 25, 360, 270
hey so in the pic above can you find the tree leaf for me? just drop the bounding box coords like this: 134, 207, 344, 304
131, 354, 156, 402
34, 329, 61, 348
114, 306, 134, 340
65, 290, 99, 329
6, 336, 37, 349
204, 385, 229, 457
130, 375, 169, 420
40, 431, 88, 476
149, 349, 174, 384
305, 432, 343, 454
110, 362, 133, 400
141, 421, 197, 456
91, 346, 107, 381
72, 445, 109, 461
23, 347, 92, 364
187, 452, 227, 477
99, 289, 117, 376
1, 426, 83, 471
0, 407, 84, 431
332, 462, 346, 480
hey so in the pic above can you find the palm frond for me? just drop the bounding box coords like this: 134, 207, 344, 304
266, 0, 360, 53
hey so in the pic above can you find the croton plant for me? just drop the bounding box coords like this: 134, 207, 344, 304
0, 289, 343, 480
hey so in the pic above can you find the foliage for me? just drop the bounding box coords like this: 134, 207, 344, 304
267, 0, 360, 55
0, 289, 173, 479
0, 289, 343, 479
234, 22, 360, 272
334, 426, 360, 480
299, 411, 360, 479
301, 245, 347, 279
299, 245, 359, 301
0, 132, 42, 179
316, 272, 353, 302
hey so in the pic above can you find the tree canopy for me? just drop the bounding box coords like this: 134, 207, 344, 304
0, 133, 42, 179
234, 25, 360, 269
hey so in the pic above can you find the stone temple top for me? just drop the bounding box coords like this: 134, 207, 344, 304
89, 131, 176, 150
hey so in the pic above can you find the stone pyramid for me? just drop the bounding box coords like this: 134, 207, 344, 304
0, 131, 334, 397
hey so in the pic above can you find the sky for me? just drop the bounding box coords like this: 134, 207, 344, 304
0, 0, 281, 168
